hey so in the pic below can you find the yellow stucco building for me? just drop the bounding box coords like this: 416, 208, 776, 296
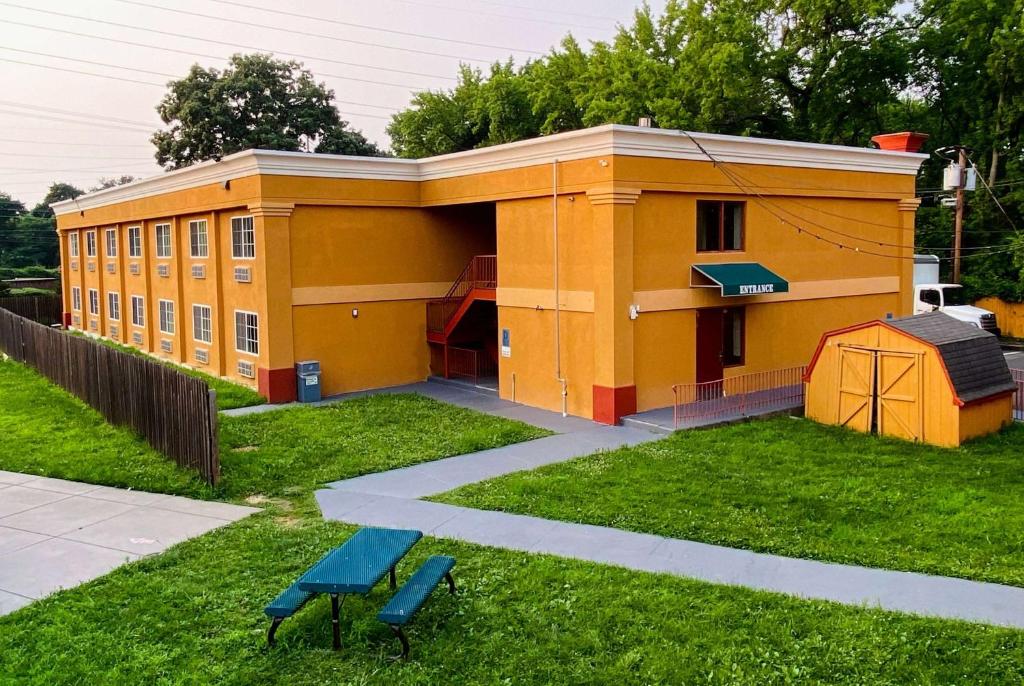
54, 125, 926, 423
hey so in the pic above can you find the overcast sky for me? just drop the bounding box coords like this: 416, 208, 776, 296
0, 0, 664, 207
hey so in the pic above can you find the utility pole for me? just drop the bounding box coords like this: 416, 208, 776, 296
952, 146, 967, 283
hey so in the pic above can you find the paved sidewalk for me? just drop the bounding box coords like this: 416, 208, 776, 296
0, 471, 258, 616
312, 383, 1024, 630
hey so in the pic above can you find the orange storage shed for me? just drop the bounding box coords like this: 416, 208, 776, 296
804, 312, 1016, 447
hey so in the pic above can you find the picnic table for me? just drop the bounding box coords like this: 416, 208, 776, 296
267, 527, 422, 650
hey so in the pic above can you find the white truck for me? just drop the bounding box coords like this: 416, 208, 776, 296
913, 254, 1000, 336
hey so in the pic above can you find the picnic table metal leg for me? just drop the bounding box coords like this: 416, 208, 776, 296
267, 618, 283, 647
389, 625, 410, 661
389, 566, 397, 590
445, 571, 456, 594
330, 594, 343, 650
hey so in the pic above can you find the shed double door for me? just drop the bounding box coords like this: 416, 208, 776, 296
837, 347, 923, 441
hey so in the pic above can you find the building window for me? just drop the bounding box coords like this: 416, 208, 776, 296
88, 288, 99, 316
189, 219, 209, 258
86, 231, 97, 257
231, 216, 255, 259
71, 287, 81, 311
234, 310, 259, 355
105, 228, 118, 258
131, 296, 145, 327
697, 200, 744, 252
193, 304, 212, 344
107, 292, 120, 321
155, 223, 172, 258
128, 226, 142, 258
159, 300, 175, 335
69, 233, 79, 258
722, 307, 745, 367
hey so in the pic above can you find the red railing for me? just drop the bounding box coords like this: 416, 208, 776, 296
672, 366, 806, 428
447, 346, 498, 384
1013, 369, 1024, 421
427, 255, 497, 334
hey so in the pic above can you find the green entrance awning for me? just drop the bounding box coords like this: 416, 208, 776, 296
691, 263, 789, 297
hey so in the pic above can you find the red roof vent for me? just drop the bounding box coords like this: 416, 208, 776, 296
870, 132, 929, 153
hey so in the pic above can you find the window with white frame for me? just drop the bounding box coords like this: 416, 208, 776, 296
69, 233, 79, 258
105, 228, 117, 257
231, 216, 255, 259
189, 219, 208, 258
131, 296, 145, 327
158, 300, 175, 334
107, 292, 120, 321
88, 289, 99, 316
192, 304, 212, 344
71, 286, 81, 311
128, 226, 142, 258
155, 223, 172, 258
86, 231, 97, 257
234, 310, 259, 355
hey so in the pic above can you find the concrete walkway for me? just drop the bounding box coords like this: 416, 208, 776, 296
312, 384, 1024, 630
0, 471, 258, 615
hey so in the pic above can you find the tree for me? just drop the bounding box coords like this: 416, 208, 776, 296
31, 182, 84, 218
91, 175, 139, 192
0, 192, 27, 268
153, 53, 381, 168
388, 66, 490, 158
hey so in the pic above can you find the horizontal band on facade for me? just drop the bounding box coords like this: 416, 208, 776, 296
292, 282, 452, 305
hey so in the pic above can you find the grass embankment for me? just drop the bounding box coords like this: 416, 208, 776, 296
437, 416, 1024, 587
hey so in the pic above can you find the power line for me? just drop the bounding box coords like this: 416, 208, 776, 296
109, 0, 495, 63
0, 49, 404, 115
0, 17, 454, 87
679, 131, 1017, 262
0, 100, 157, 128
387, 0, 609, 31
471, 0, 622, 22
0, 57, 165, 87
203, 0, 543, 55
0, 152, 152, 160
0, 137, 150, 148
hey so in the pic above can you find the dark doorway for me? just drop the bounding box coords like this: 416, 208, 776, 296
696, 307, 724, 385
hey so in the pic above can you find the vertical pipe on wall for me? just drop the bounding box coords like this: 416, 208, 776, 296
552, 159, 567, 416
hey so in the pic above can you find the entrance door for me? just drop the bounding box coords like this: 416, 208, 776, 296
877, 351, 922, 441
696, 308, 724, 386
837, 347, 875, 432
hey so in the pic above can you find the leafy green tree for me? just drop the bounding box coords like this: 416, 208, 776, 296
31, 182, 84, 218
388, 66, 490, 158
153, 54, 381, 168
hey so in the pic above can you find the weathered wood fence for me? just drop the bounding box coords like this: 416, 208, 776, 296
0, 294, 62, 326
0, 308, 220, 484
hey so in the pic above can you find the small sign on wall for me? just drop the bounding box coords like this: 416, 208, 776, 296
501, 328, 511, 358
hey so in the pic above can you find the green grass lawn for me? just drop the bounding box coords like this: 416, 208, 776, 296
436, 416, 1024, 587
216, 395, 549, 500
71, 332, 265, 410
2, 507, 1022, 685
0, 358, 547, 501
4, 357, 1024, 682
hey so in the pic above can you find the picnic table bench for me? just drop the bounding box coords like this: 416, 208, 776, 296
264, 527, 456, 659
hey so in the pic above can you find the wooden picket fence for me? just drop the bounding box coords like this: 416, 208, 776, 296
0, 294, 62, 326
0, 308, 220, 484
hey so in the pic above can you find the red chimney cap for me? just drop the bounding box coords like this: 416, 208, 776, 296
871, 132, 929, 153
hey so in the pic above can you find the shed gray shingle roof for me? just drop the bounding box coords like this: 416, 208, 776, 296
886, 312, 1017, 403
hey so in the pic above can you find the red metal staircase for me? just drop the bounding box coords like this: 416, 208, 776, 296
426, 255, 496, 342
427, 255, 498, 381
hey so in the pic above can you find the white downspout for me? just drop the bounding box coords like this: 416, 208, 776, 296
553, 158, 567, 416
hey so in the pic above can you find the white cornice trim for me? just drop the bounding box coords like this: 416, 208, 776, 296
53, 125, 927, 215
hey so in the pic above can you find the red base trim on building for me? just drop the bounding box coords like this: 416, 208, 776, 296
62, 312, 72, 328
592, 384, 637, 425
258, 367, 297, 404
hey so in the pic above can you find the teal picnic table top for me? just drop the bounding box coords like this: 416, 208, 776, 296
297, 527, 422, 595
